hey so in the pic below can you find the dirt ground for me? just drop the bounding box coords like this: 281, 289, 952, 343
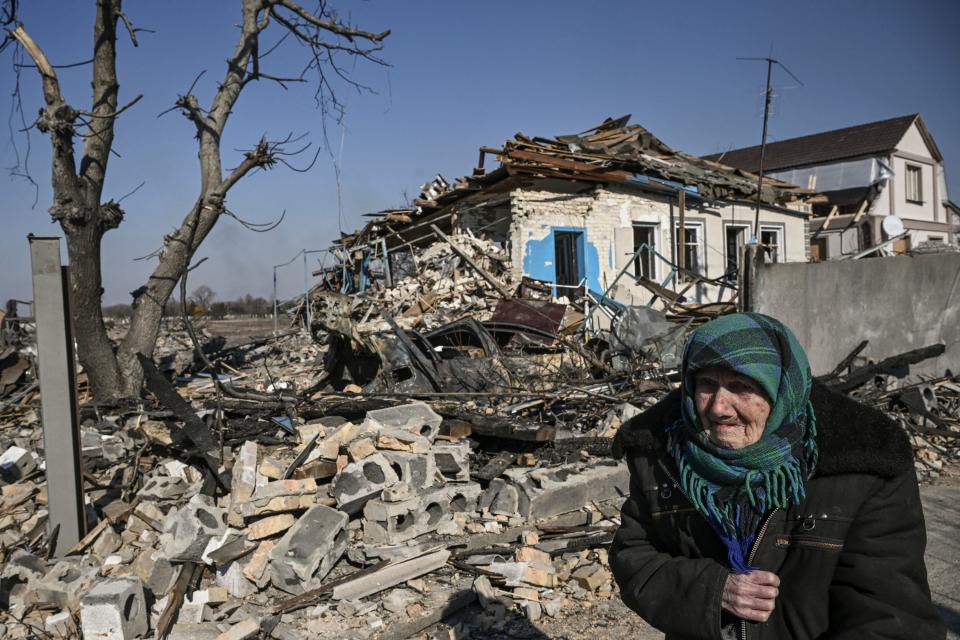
205, 317, 276, 345
456, 590, 663, 640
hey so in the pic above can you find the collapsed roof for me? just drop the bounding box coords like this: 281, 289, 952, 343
339, 116, 820, 248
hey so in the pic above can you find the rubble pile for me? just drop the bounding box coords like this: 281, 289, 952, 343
0, 391, 648, 639
1, 246, 958, 639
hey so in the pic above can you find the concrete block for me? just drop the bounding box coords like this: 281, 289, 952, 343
479, 477, 522, 516
125, 501, 165, 535
133, 549, 177, 596
139, 474, 196, 502
91, 526, 122, 560
45, 610, 77, 637
500, 461, 629, 521
330, 453, 399, 514
541, 594, 564, 618
269, 504, 348, 592
365, 402, 442, 443
177, 602, 207, 624
382, 451, 436, 490
215, 618, 259, 640
79, 577, 148, 640
431, 442, 471, 482
30, 558, 98, 609
216, 561, 256, 599
160, 495, 228, 561
0, 446, 37, 482
168, 623, 226, 640
362, 482, 481, 545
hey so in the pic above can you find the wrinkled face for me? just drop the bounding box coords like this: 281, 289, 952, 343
693, 367, 772, 450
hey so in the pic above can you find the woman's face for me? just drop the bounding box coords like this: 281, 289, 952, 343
693, 367, 772, 449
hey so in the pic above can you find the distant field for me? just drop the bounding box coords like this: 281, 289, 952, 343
205, 317, 278, 344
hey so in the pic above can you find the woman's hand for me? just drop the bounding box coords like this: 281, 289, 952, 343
721, 571, 780, 622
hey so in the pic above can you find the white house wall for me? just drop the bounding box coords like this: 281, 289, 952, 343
891, 122, 942, 224
503, 183, 808, 306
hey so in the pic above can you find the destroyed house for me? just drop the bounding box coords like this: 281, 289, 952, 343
332, 116, 821, 310
705, 113, 957, 259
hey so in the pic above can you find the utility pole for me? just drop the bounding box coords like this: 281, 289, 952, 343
736, 55, 804, 242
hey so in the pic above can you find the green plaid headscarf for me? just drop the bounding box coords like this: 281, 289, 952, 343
666, 313, 817, 573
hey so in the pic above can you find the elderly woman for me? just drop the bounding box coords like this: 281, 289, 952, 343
610, 313, 945, 640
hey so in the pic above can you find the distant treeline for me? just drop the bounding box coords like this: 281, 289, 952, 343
103, 293, 271, 320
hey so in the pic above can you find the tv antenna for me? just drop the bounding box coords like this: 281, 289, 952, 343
736, 56, 804, 240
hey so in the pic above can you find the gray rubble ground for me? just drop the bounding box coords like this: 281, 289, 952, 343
1, 234, 959, 639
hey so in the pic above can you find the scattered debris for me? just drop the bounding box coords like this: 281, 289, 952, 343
1, 231, 958, 640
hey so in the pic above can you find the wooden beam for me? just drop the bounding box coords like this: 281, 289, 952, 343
429, 224, 512, 298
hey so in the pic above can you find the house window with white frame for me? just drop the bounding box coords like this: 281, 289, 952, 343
632, 224, 658, 281
675, 222, 705, 276
906, 164, 923, 203
759, 225, 783, 263
724, 224, 750, 279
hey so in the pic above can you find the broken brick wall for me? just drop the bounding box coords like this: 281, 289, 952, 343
496, 181, 808, 305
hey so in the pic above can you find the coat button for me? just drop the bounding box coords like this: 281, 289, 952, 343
801, 516, 816, 531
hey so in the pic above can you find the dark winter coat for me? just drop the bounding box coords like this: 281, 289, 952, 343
609, 382, 946, 640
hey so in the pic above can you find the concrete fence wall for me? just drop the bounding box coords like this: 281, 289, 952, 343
750, 253, 960, 377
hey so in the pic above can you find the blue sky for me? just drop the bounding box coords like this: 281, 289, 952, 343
2, 0, 958, 304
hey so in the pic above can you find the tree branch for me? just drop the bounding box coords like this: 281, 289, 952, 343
9, 25, 61, 103
275, 0, 390, 43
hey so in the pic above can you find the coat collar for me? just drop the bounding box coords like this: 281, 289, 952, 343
612, 381, 914, 479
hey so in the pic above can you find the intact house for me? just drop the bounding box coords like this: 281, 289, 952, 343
705, 114, 956, 260
332, 116, 821, 308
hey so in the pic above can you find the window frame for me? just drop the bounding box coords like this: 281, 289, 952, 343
674, 220, 706, 276
723, 222, 751, 278
631, 223, 659, 281
759, 223, 785, 264
905, 164, 924, 204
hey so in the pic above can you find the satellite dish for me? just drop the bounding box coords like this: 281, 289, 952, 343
882, 214, 904, 237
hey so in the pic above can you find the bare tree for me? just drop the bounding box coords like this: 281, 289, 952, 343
190, 286, 216, 313
5, 0, 388, 399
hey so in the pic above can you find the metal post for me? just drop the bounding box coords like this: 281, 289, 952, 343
381, 239, 392, 288
302, 249, 310, 331
272, 266, 279, 334
28, 236, 85, 556
753, 58, 773, 241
